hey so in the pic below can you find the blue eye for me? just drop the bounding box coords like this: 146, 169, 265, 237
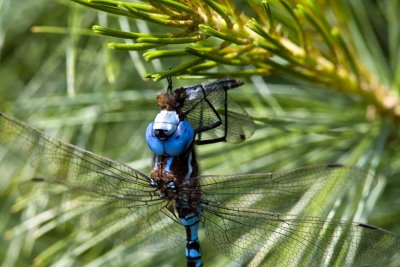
164, 125, 177, 136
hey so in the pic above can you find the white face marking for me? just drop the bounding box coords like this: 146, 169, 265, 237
153, 110, 180, 138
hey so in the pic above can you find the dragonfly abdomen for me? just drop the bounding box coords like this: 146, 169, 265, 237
179, 209, 203, 267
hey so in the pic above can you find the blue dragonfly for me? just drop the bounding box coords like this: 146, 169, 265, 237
1, 80, 399, 267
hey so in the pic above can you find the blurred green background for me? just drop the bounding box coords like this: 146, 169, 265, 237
1, 0, 399, 266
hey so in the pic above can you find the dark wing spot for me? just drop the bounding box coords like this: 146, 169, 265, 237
326, 163, 343, 168
32, 177, 45, 182
358, 223, 378, 230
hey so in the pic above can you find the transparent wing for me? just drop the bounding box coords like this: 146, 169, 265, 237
79, 201, 185, 251
182, 165, 400, 266
192, 164, 373, 215
0, 112, 184, 250
180, 79, 255, 144
202, 206, 400, 267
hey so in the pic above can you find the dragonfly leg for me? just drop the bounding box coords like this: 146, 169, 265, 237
177, 202, 203, 267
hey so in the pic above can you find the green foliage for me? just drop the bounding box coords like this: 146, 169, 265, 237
0, 0, 399, 267
71, 0, 400, 121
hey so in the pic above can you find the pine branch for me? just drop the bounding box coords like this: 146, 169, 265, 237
71, 0, 400, 121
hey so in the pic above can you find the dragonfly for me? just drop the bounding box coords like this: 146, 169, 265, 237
1, 79, 399, 267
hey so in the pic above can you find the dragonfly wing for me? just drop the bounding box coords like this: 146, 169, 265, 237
0, 112, 151, 201
201, 205, 400, 267
223, 95, 255, 143
182, 165, 399, 266
0, 112, 184, 251
90, 204, 185, 251
180, 79, 255, 144
0, 113, 154, 197
194, 164, 375, 217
